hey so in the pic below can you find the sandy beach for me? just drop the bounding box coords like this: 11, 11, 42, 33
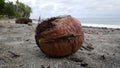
0, 22, 120, 68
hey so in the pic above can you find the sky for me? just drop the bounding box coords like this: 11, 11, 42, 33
7, 0, 120, 19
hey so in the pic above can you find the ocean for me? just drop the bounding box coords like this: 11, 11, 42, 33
32, 18, 120, 28
79, 18, 120, 28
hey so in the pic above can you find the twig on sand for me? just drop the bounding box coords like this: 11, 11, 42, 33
81, 46, 91, 51
8, 51, 20, 58
81, 41, 94, 51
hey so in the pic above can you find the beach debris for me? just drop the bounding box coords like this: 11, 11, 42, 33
81, 46, 91, 51
7, 26, 13, 29
41, 65, 45, 68
8, 51, 20, 58
100, 55, 106, 60
68, 57, 84, 62
35, 15, 84, 57
27, 23, 32, 26
81, 41, 94, 51
47, 66, 50, 68
87, 44, 94, 49
41, 65, 50, 68
116, 28, 120, 30
25, 39, 30, 41
15, 17, 32, 24
0, 54, 13, 62
0, 25, 5, 28
64, 61, 70, 64
38, 16, 42, 23
81, 62, 88, 67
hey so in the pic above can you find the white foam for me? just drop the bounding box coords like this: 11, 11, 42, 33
81, 23, 120, 28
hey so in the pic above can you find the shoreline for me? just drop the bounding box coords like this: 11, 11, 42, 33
0, 19, 120, 29
82, 25, 120, 30
82, 23, 120, 29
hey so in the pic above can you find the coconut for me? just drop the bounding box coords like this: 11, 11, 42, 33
35, 15, 84, 57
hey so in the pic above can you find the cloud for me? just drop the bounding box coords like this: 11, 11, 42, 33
8, 0, 120, 18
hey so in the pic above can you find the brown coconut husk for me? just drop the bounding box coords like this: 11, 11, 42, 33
35, 15, 84, 57
15, 17, 32, 24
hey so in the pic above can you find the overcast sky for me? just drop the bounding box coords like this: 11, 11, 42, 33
8, 0, 120, 19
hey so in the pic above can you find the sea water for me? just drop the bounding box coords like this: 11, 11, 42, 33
32, 18, 120, 28
79, 18, 120, 28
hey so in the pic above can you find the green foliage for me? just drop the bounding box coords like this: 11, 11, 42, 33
0, 0, 32, 18
0, 0, 5, 14
15, 1, 32, 18
4, 2, 16, 18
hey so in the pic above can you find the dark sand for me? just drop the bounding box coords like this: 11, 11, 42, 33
0, 22, 120, 68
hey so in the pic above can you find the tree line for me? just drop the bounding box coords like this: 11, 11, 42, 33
0, 0, 32, 19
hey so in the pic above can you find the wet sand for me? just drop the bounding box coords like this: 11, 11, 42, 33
0, 22, 120, 68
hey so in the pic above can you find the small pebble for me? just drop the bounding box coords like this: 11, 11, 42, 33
81, 62, 88, 67
101, 55, 106, 60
